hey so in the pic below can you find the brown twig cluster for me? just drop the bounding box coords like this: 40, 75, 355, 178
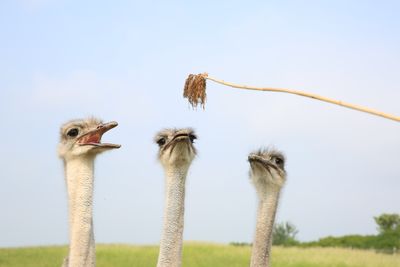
183, 73, 208, 109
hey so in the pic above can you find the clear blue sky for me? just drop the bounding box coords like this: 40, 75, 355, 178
0, 0, 399, 247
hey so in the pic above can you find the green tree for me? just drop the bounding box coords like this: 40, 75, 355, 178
272, 222, 299, 246
374, 214, 400, 234
373, 213, 400, 251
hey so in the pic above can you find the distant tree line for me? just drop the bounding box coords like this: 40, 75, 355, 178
300, 214, 400, 253
230, 213, 400, 253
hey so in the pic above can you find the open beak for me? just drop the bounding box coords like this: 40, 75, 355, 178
77, 121, 121, 149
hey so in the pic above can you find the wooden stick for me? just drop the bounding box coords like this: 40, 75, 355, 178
204, 74, 400, 122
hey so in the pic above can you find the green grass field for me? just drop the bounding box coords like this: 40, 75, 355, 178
0, 242, 399, 267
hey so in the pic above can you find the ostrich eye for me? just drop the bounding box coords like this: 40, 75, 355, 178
67, 128, 79, 137
189, 134, 197, 143
274, 157, 284, 166
157, 138, 166, 146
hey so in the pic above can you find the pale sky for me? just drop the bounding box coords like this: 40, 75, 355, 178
0, 0, 399, 247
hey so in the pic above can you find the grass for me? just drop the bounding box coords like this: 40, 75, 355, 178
0, 242, 399, 267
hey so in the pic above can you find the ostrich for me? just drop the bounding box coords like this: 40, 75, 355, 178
248, 148, 287, 267
154, 128, 197, 267
58, 117, 120, 267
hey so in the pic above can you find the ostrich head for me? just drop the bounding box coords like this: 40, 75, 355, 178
58, 117, 121, 160
154, 128, 197, 168
248, 148, 286, 193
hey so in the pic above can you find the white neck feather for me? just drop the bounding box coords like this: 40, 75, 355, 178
64, 156, 96, 267
250, 186, 281, 267
157, 166, 189, 267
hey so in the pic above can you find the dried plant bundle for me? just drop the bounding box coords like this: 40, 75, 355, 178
183, 73, 400, 122
183, 73, 207, 109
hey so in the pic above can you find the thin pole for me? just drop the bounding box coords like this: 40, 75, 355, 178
204, 75, 400, 122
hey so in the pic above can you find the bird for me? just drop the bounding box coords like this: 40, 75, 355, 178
248, 148, 287, 267
154, 128, 197, 267
58, 117, 120, 267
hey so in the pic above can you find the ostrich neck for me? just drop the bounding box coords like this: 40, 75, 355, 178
157, 166, 189, 267
64, 156, 96, 267
250, 187, 280, 267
